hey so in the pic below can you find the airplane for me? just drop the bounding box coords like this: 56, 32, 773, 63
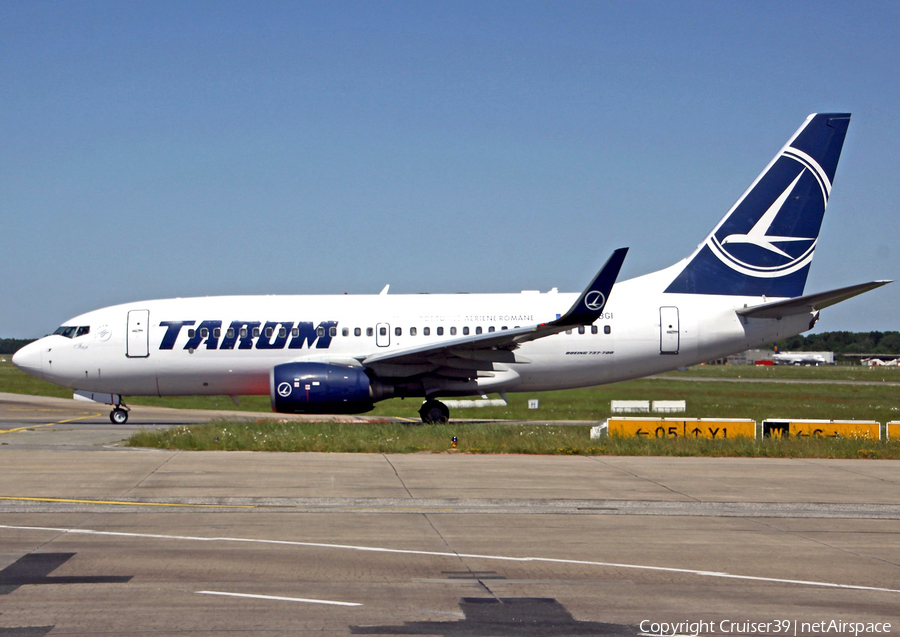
770, 352, 832, 366
13, 113, 890, 425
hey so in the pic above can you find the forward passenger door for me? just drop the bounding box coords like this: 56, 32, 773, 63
127, 310, 150, 358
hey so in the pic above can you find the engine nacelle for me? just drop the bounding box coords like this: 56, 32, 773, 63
270, 362, 375, 414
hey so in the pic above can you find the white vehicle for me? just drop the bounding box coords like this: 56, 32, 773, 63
13, 114, 889, 424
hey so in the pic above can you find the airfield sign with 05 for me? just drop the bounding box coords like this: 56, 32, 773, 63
607, 418, 756, 439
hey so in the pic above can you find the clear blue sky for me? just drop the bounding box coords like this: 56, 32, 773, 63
2, 1, 898, 338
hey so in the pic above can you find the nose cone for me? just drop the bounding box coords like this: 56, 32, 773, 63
12, 340, 43, 379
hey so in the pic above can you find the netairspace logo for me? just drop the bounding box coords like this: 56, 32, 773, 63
639, 619, 892, 637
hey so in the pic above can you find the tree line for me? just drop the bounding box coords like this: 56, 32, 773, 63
0, 338, 34, 355
776, 331, 900, 356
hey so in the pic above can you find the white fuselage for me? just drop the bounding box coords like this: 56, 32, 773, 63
16, 267, 811, 401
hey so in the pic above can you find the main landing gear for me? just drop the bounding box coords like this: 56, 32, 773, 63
419, 399, 450, 424
110, 402, 130, 424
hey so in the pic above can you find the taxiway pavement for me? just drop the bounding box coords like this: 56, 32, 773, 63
1, 394, 898, 635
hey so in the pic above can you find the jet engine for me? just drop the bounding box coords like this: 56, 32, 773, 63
270, 362, 378, 414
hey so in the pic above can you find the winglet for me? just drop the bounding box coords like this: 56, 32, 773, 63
552, 248, 628, 327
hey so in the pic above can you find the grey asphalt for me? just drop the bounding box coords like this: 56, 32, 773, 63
0, 394, 898, 636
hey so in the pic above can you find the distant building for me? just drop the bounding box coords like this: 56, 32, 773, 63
726, 349, 773, 365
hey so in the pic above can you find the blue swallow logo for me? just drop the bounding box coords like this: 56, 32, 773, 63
707, 147, 830, 279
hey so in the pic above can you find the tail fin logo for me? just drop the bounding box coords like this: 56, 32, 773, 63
707, 147, 830, 279
665, 113, 849, 298
584, 291, 606, 311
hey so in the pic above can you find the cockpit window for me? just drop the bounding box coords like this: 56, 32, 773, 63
54, 326, 77, 338
54, 325, 90, 339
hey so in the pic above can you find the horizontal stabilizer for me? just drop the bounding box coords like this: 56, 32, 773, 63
736, 280, 891, 319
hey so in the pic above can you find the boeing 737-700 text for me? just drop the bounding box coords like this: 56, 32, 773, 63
13, 113, 889, 423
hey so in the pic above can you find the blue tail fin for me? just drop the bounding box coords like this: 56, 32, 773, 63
665, 113, 850, 298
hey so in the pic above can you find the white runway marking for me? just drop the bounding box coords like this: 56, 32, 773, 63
197, 590, 361, 606
2, 523, 898, 595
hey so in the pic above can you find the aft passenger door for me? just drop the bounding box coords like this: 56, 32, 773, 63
659, 306, 680, 355
127, 309, 150, 358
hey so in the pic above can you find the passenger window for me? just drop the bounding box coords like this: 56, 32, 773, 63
591, 326, 598, 335
379, 327, 387, 336
240, 328, 248, 338
450, 327, 457, 336
476, 326, 482, 335
501, 326, 508, 331
395, 327, 402, 336
578, 326, 585, 335
329, 327, 336, 337
410, 327, 417, 336
342, 328, 349, 337
354, 327, 361, 337
424, 327, 431, 336
437, 327, 444, 336
292, 328, 299, 337
488, 326, 495, 333
252, 327, 260, 338
278, 327, 286, 338
565, 329, 572, 335
317, 327, 326, 338
604, 325, 612, 335
463, 327, 469, 335
188, 329, 196, 338
227, 328, 235, 338
265, 327, 273, 338
214, 327, 222, 338
367, 328, 374, 337
201, 328, 209, 338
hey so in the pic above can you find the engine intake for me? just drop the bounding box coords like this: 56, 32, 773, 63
271, 362, 376, 414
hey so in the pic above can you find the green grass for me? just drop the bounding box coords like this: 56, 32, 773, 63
5, 359, 900, 456
125, 419, 900, 458
0, 359, 73, 398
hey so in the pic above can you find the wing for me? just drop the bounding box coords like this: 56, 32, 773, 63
736, 280, 891, 319
360, 248, 628, 381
